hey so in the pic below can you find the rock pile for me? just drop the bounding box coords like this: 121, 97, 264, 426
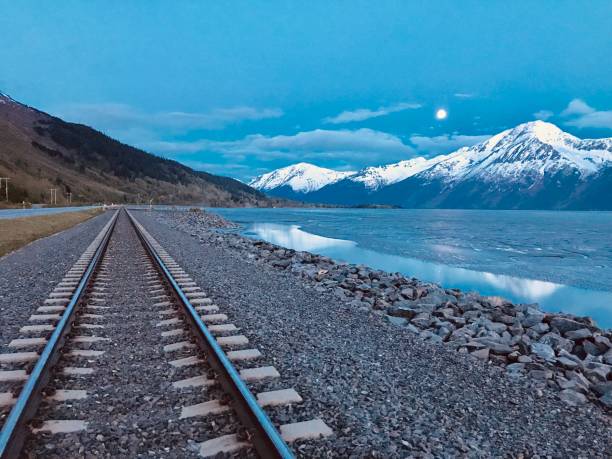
165, 207, 238, 229
156, 210, 612, 411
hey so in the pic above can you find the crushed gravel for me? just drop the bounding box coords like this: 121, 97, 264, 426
22, 212, 250, 458
134, 209, 612, 458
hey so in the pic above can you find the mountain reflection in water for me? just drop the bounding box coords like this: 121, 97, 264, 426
245, 223, 612, 328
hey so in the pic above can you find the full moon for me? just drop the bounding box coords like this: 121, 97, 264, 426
435, 108, 448, 120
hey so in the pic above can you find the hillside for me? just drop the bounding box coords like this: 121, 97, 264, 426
251, 121, 612, 210
0, 92, 272, 206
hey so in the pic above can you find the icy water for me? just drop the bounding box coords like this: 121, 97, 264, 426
212, 208, 612, 329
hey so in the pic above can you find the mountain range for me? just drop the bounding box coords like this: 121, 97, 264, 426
0, 92, 274, 207
250, 121, 612, 210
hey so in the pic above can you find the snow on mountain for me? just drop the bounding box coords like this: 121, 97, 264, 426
250, 121, 612, 207
420, 121, 612, 183
350, 156, 448, 190
249, 162, 356, 193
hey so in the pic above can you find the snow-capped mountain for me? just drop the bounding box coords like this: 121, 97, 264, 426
249, 162, 355, 193
250, 121, 612, 209
418, 121, 612, 184
351, 156, 448, 190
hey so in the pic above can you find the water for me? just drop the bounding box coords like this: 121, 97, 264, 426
0, 206, 98, 219
211, 208, 612, 328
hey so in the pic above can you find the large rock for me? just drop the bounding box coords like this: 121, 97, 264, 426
419, 290, 457, 307
564, 328, 593, 340
583, 363, 611, 381
529, 323, 550, 335
388, 302, 420, 319
272, 259, 291, 268
470, 348, 489, 360
558, 378, 588, 394
583, 340, 604, 356
566, 370, 591, 390
411, 313, 433, 329
473, 337, 514, 355
448, 327, 474, 342
521, 310, 545, 328
530, 342, 556, 361
508, 323, 525, 336
506, 362, 525, 373
592, 381, 612, 397
557, 356, 580, 370
400, 287, 416, 300
594, 334, 612, 349
419, 330, 443, 343
483, 320, 507, 334
550, 317, 588, 334
386, 315, 408, 327
436, 326, 452, 340
529, 369, 553, 380
539, 333, 573, 353
559, 389, 588, 406
600, 392, 612, 408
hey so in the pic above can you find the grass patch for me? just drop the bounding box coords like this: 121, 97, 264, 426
0, 208, 104, 257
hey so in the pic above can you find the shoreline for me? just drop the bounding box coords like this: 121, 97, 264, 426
210, 206, 612, 293
152, 208, 612, 412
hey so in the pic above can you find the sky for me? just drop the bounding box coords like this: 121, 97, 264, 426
1, 1, 612, 181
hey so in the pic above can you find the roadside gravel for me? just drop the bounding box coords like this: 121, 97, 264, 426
0, 211, 113, 348
136, 209, 612, 458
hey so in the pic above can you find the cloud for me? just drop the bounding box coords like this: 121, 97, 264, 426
533, 109, 554, 121
561, 99, 612, 129
51, 102, 283, 133
409, 133, 490, 155
454, 93, 475, 99
143, 128, 415, 163
323, 102, 421, 124
560, 99, 594, 117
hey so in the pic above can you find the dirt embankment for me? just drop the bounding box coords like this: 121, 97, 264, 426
0, 208, 104, 257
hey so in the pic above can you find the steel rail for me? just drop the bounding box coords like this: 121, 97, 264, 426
126, 209, 294, 459
0, 210, 119, 459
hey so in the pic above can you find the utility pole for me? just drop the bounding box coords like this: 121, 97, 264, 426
0, 177, 9, 202
49, 188, 57, 205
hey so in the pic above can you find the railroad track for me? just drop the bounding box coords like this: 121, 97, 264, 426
0, 208, 331, 458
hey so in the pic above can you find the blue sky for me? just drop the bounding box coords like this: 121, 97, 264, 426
1, 1, 611, 181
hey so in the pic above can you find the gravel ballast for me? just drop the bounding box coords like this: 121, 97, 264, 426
135, 209, 612, 457
22, 211, 248, 458
0, 211, 113, 348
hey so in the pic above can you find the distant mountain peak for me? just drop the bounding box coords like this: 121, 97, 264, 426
249, 162, 356, 193
420, 121, 612, 183
350, 156, 446, 190
251, 120, 612, 210
507, 120, 574, 145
